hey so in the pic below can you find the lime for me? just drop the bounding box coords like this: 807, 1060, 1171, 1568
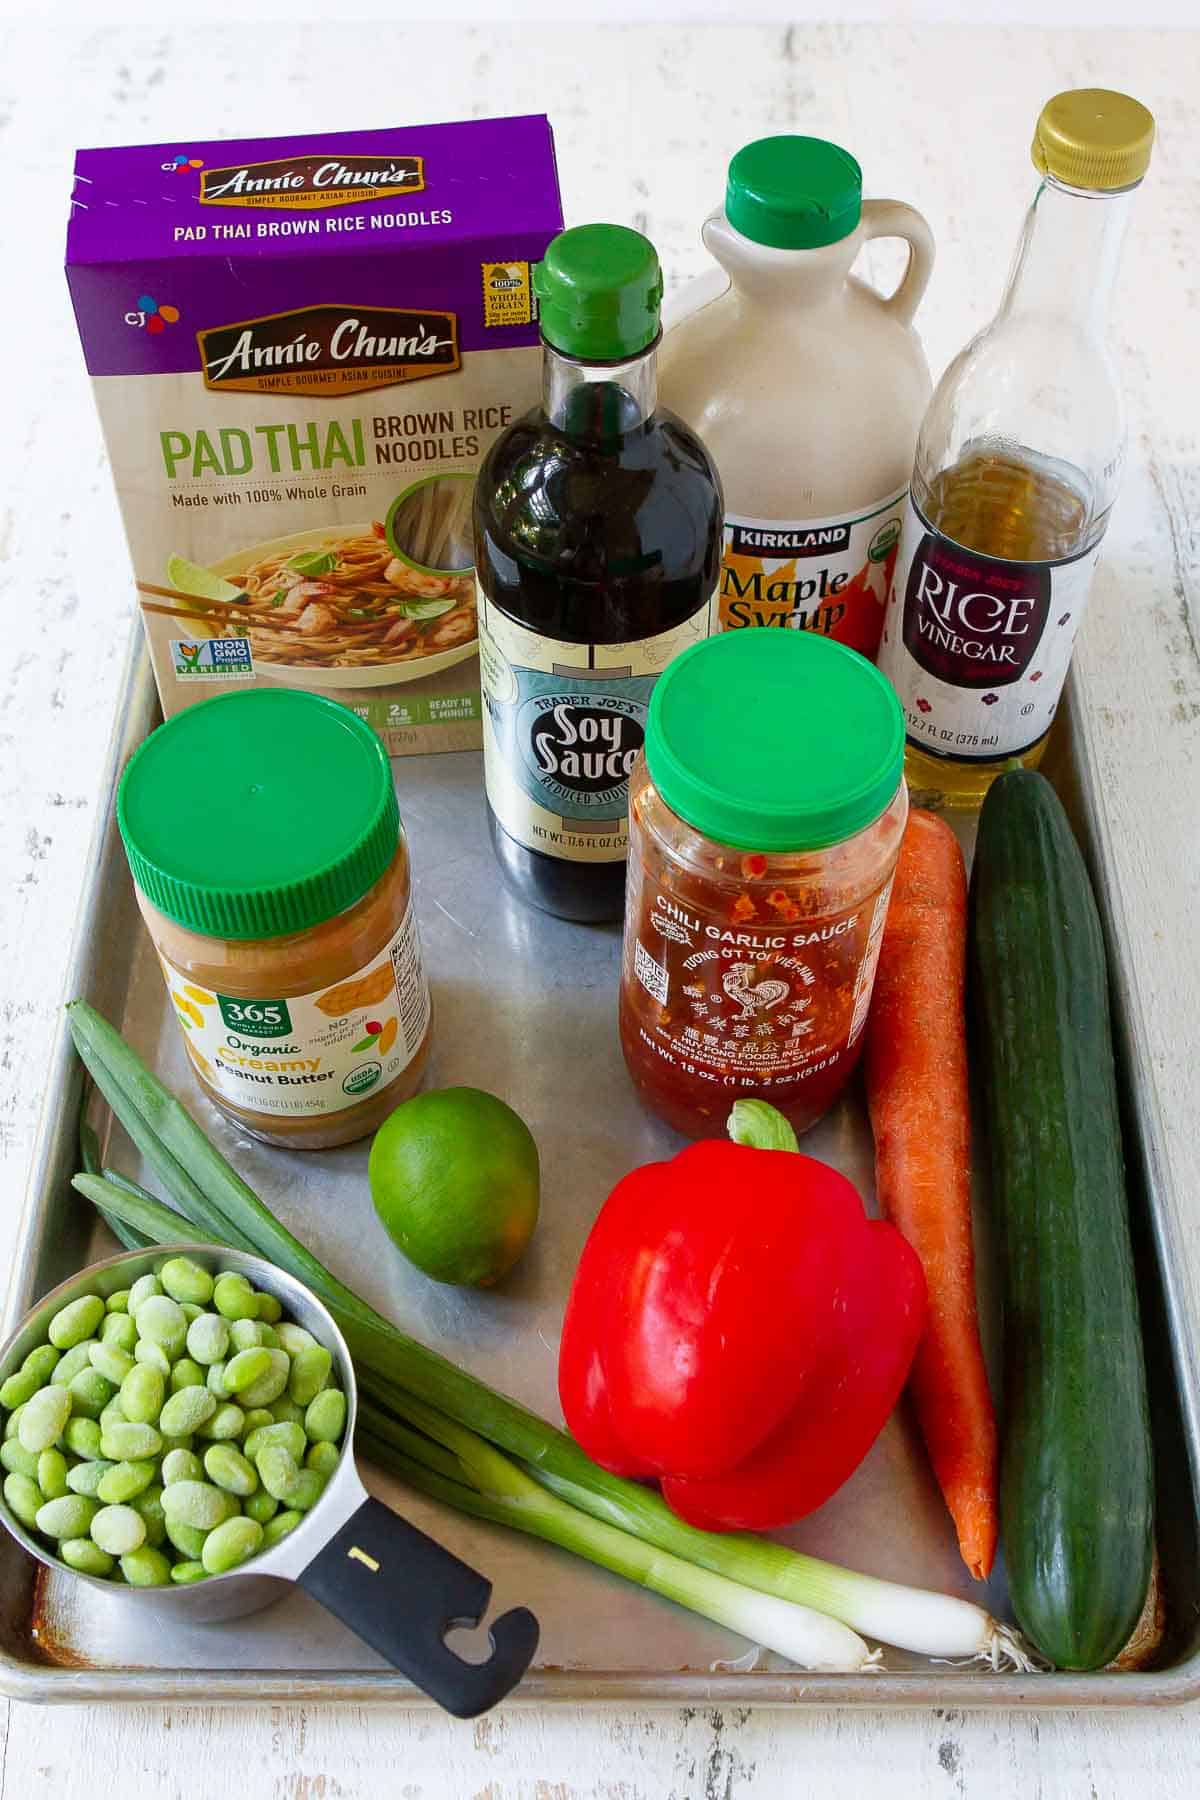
165, 553, 245, 609
368, 1088, 540, 1287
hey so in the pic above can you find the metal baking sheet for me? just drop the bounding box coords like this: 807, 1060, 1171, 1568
2, 634, 1198, 1707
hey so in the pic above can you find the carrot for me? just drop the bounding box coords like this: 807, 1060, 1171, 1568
864, 808, 998, 1581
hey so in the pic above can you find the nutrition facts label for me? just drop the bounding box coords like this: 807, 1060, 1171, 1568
390, 900, 432, 1054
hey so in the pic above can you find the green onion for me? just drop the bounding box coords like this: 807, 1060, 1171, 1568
358, 1397, 877, 1674
66, 1000, 1033, 1669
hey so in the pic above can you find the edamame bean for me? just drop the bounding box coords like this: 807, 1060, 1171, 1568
158, 1258, 214, 1307
170, 1357, 205, 1393
135, 1295, 187, 1355
237, 1349, 290, 1409
120, 1546, 171, 1587
261, 1509, 302, 1548
89, 1340, 135, 1384
22, 1345, 61, 1384
170, 1560, 208, 1584
290, 1469, 326, 1512
305, 1441, 339, 1478
165, 1518, 208, 1559
257, 1326, 279, 1350
66, 1460, 114, 1498
132, 1484, 167, 1548
48, 1295, 105, 1350
288, 1346, 332, 1408
120, 1363, 165, 1425
244, 1490, 278, 1525
161, 1480, 238, 1531
160, 1432, 194, 1457
274, 1324, 317, 1357
180, 1304, 204, 1325
4, 1405, 23, 1438
204, 1444, 258, 1497
35, 1495, 99, 1538
162, 1447, 203, 1485
1, 1440, 40, 1480
254, 1293, 282, 1325
99, 1421, 162, 1462
68, 1368, 116, 1420
201, 1515, 263, 1576
37, 1449, 70, 1499
63, 1417, 103, 1460
4, 1472, 44, 1531
186, 1313, 229, 1366
206, 1362, 231, 1398
222, 1347, 272, 1395
241, 1408, 273, 1437
127, 1274, 161, 1314
91, 1504, 146, 1556
157, 1385, 217, 1438
18, 1384, 72, 1454
269, 1397, 303, 1426
98, 1399, 126, 1430
96, 1460, 156, 1505
61, 1537, 115, 1577
244, 1422, 306, 1464
50, 1341, 96, 1386
256, 1445, 300, 1503
197, 1403, 245, 1442
229, 1319, 267, 1353
105, 1289, 131, 1315
133, 1340, 171, 1377
0, 1368, 41, 1410
305, 1390, 346, 1444
99, 1313, 137, 1353
212, 1273, 257, 1321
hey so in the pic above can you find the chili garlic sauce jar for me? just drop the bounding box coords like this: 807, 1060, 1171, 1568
118, 689, 432, 1151
620, 629, 907, 1138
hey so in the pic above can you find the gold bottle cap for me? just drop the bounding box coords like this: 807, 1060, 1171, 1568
1032, 89, 1155, 192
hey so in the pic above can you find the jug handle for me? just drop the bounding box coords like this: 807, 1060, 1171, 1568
859, 200, 935, 326
298, 1495, 540, 1717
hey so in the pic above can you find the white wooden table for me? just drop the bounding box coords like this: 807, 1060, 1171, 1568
2, 16, 1198, 1796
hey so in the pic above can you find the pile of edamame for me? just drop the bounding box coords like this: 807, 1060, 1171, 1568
0, 1258, 346, 1586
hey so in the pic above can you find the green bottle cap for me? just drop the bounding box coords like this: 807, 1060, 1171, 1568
118, 689, 399, 941
645, 630, 903, 852
725, 136, 862, 250
533, 224, 664, 361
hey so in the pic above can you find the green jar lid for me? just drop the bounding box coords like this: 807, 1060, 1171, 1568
118, 690, 399, 941
726, 136, 862, 250
533, 223, 663, 361
645, 630, 903, 853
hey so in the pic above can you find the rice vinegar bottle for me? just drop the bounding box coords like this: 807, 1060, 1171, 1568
877, 89, 1155, 808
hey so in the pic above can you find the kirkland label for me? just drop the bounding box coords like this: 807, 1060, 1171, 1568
158, 901, 430, 1117
717, 489, 906, 658
877, 497, 1102, 761
478, 590, 714, 863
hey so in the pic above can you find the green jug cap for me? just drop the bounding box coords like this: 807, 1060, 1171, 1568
533, 223, 663, 360
646, 629, 903, 852
118, 689, 399, 940
726, 136, 862, 250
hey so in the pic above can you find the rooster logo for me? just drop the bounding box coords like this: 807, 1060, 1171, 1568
723, 963, 790, 1022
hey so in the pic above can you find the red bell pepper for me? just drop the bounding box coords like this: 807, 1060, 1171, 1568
558, 1137, 926, 1532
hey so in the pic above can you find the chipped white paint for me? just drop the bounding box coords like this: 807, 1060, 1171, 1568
1, 16, 1198, 1798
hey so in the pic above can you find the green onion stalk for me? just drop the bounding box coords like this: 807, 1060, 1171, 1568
66, 1001, 1033, 1671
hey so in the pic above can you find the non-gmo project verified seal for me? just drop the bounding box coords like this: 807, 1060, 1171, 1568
171, 638, 254, 681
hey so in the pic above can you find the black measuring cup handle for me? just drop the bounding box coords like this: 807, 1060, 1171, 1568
297, 1496, 539, 1717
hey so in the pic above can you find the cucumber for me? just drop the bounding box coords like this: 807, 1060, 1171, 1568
969, 769, 1153, 1670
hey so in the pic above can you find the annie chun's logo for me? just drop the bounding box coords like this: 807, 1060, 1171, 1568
197, 304, 460, 397
197, 151, 424, 212
125, 293, 181, 335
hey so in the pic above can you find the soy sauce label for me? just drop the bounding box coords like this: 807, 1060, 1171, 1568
479, 590, 714, 863
878, 498, 1102, 762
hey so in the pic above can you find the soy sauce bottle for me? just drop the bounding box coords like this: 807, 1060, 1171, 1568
474, 224, 723, 922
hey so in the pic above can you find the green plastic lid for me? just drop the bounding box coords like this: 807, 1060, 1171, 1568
118, 689, 399, 941
645, 630, 903, 852
726, 136, 862, 250
533, 223, 663, 361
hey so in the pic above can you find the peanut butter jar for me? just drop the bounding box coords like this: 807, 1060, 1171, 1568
118, 689, 432, 1150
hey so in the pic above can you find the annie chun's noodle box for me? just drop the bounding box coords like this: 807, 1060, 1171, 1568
65, 118, 562, 754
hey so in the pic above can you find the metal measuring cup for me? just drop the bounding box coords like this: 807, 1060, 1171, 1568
0, 1242, 539, 1716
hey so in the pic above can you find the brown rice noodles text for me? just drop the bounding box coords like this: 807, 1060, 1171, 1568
224, 522, 476, 668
